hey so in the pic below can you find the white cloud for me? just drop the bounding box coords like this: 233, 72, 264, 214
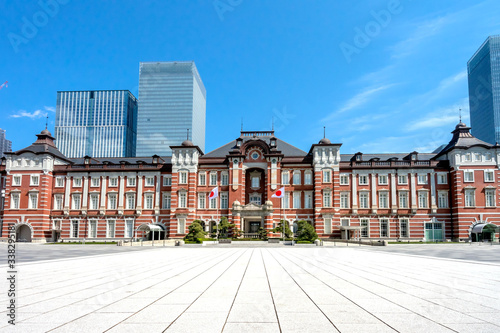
44, 106, 56, 112
9, 109, 48, 119
322, 84, 395, 122
390, 16, 450, 59
407, 98, 470, 131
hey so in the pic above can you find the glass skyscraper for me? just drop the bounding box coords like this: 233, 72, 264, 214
55, 90, 138, 158
136, 61, 206, 156
468, 35, 500, 144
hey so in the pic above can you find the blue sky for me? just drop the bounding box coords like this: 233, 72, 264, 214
1, 0, 500, 155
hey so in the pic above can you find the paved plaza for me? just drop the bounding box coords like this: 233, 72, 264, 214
1, 244, 500, 332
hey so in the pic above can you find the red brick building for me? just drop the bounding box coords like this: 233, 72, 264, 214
1, 123, 499, 242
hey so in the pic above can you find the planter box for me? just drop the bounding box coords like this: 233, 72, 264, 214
219, 239, 232, 244
268, 238, 280, 244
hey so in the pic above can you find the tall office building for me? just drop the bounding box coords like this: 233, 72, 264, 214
467, 35, 500, 144
55, 90, 138, 158
136, 61, 206, 156
0, 128, 12, 158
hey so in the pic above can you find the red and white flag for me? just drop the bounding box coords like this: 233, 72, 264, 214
0, 81, 7, 90
271, 187, 285, 198
209, 187, 219, 199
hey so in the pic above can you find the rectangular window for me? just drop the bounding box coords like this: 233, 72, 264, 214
89, 220, 97, 238
304, 192, 312, 209
179, 192, 187, 208
221, 173, 229, 186
359, 192, 369, 208
144, 193, 154, 209
30, 175, 39, 186
378, 175, 388, 185
304, 172, 312, 185
210, 173, 217, 186
485, 189, 495, 207
399, 192, 408, 208
11, 193, 20, 209
293, 171, 301, 185
324, 218, 332, 234
282, 171, 290, 185
71, 220, 79, 238
417, 174, 428, 185
72, 178, 82, 187
90, 194, 99, 210
340, 192, 349, 208
199, 173, 206, 186
55, 177, 65, 187
398, 174, 408, 185
400, 219, 409, 238
126, 193, 135, 209
109, 177, 118, 187
29, 193, 38, 209
221, 192, 228, 209
179, 171, 188, 184
323, 191, 331, 208
341, 219, 349, 226
485, 153, 493, 161
437, 173, 447, 184
91, 177, 100, 187
251, 176, 259, 188
163, 175, 172, 186
162, 193, 171, 209
418, 192, 428, 208
13, 175, 21, 186
108, 194, 117, 210
125, 219, 134, 238
465, 189, 475, 207
360, 219, 369, 237
282, 192, 290, 209
340, 174, 349, 185
198, 193, 206, 209
359, 175, 368, 185
323, 170, 331, 183
106, 220, 115, 238
379, 192, 388, 208
380, 219, 388, 237
464, 171, 474, 182
127, 177, 136, 187
54, 194, 63, 210
145, 176, 155, 187
293, 192, 301, 209
438, 192, 448, 208
484, 170, 494, 182
178, 218, 186, 234
72, 194, 81, 210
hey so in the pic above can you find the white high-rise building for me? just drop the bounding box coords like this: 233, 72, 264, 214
0, 128, 12, 158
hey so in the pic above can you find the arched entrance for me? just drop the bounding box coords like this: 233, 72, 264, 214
136, 224, 166, 241
16, 224, 32, 242
471, 223, 498, 242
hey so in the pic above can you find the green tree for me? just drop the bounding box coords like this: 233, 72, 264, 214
295, 220, 318, 242
271, 220, 293, 239
216, 217, 235, 239
258, 227, 269, 240
184, 220, 207, 243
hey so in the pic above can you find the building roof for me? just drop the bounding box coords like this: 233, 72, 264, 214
203, 132, 307, 158
340, 153, 436, 162
7, 129, 72, 163
433, 122, 494, 158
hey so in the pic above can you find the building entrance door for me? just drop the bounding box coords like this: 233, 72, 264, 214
249, 222, 260, 233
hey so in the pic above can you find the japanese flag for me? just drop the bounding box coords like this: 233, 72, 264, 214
209, 187, 219, 199
272, 187, 285, 198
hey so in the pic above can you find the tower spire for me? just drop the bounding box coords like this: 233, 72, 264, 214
187, 128, 189, 140
46, 115, 48, 130
241, 118, 243, 132
323, 126, 326, 139
459, 108, 462, 123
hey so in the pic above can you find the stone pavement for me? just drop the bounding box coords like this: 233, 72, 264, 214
1, 246, 500, 332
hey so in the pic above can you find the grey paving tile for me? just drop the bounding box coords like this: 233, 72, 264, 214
334, 323, 398, 332
277, 312, 338, 332
106, 323, 168, 333
223, 322, 280, 333
166, 312, 227, 332
227, 302, 278, 323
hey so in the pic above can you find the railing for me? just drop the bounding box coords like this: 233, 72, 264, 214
242, 233, 260, 239
352, 160, 434, 168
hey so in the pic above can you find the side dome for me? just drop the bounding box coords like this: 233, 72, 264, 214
319, 137, 331, 144
181, 140, 194, 146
